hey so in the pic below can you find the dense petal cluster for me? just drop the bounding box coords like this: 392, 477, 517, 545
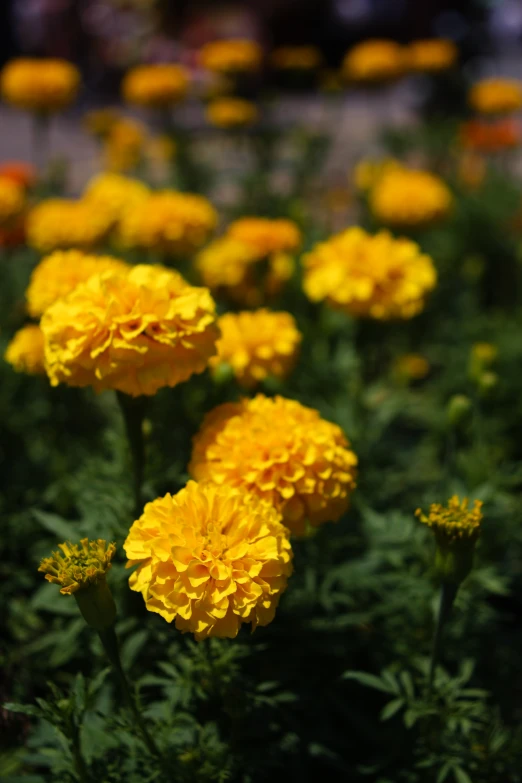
199, 39, 262, 73
227, 216, 302, 256
124, 481, 293, 640
39, 538, 116, 595
27, 199, 113, 253
83, 173, 150, 226
0, 176, 25, 228
190, 395, 357, 535
206, 97, 258, 128
415, 496, 482, 545
302, 227, 437, 320
343, 40, 406, 83
460, 119, 520, 152
0, 161, 36, 188
1, 58, 80, 112
211, 309, 302, 387
270, 46, 322, 71
119, 190, 218, 256
370, 168, 452, 227
104, 117, 146, 172
469, 78, 522, 115
26, 250, 129, 318
4, 324, 45, 375
41, 264, 219, 396
407, 39, 457, 72
122, 64, 189, 107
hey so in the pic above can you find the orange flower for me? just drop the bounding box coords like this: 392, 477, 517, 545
0, 161, 36, 189
460, 119, 520, 152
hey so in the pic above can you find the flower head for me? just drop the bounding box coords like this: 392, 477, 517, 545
27, 199, 113, 253
26, 250, 129, 318
103, 117, 146, 173
227, 216, 301, 256
416, 496, 482, 543
83, 108, 120, 138
123, 64, 189, 107
190, 395, 357, 535
0, 176, 25, 228
4, 324, 45, 375
302, 227, 437, 320
0, 161, 36, 189
370, 168, 452, 228
354, 157, 402, 193
206, 97, 258, 129
39, 538, 116, 595
41, 264, 219, 396
199, 39, 262, 74
119, 190, 217, 257
469, 78, 522, 115
270, 46, 322, 71
343, 40, 406, 83
460, 119, 520, 152
83, 172, 150, 227
407, 39, 457, 73
1, 58, 80, 113
124, 481, 292, 640
211, 309, 302, 387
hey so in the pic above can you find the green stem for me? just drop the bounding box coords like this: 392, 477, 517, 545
428, 581, 458, 694
116, 392, 147, 518
71, 723, 89, 783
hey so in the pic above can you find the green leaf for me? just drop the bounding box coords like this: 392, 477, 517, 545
3, 702, 42, 718
342, 671, 396, 694
380, 698, 404, 721
120, 629, 149, 670
453, 768, 473, 783
31, 583, 77, 615
33, 510, 80, 541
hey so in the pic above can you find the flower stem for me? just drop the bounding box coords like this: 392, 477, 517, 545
116, 392, 147, 518
428, 581, 458, 694
71, 723, 90, 783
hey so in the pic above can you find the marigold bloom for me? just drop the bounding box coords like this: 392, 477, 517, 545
407, 39, 457, 73
199, 39, 262, 74
302, 227, 436, 320
211, 309, 302, 387
206, 97, 258, 129
0, 161, 36, 189
393, 353, 430, 381
27, 199, 113, 253
416, 497, 482, 545
4, 324, 45, 375
0, 175, 25, 228
460, 119, 520, 152
83, 108, 120, 138
190, 395, 357, 535
83, 172, 150, 226
1, 58, 80, 113
354, 157, 402, 192
39, 538, 116, 595
270, 46, 322, 71
342, 40, 406, 83
26, 250, 129, 318
227, 217, 301, 256
41, 264, 219, 396
469, 78, 522, 115
370, 168, 452, 228
122, 64, 189, 107
103, 117, 146, 173
119, 190, 217, 256
124, 481, 293, 640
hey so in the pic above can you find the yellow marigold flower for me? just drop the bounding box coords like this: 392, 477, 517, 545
416, 496, 482, 542
189, 395, 357, 535
393, 353, 430, 381
124, 480, 293, 640
370, 168, 452, 228
227, 216, 301, 256
354, 157, 402, 192
146, 134, 176, 164
39, 538, 116, 595
104, 117, 146, 173
302, 227, 436, 320
27, 199, 113, 253
469, 78, 522, 115
0, 175, 25, 228
342, 39, 406, 83
122, 64, 189, 108
4, 324, 45, 375
26, 249, 129, 318
211, 309, 302, 387
83, 172, 150, 227
1, 58, 80, 113
41, 264, 219, 396
407, 39, 457, 73
206, 97, 258, 129
270, 46, 322, 71
119, 190, 217, 257
83, 108, 120, 138
199, 39, 262, 74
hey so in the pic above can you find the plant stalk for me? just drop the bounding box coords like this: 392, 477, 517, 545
116, 392, 147, 518
428, 581, 458, 694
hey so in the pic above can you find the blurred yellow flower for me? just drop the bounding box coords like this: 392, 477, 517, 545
407, 39, 457, 73
469, 78, 522, 115
124, 481, 293, 640
27, 199, 113, 253
122, 64, 189, 107
146, 134, 176, 164
393, 353, 430, 381
4, 324, 45, 375
119, 190, 217, 256
227, 216, 301, 256
190, 394, 357, 535
199, 39, 263, 73
26, 249, 129, 318
270, 46, 322, 71
104, 117, 146, 173
343, 40, 406, 83
39, 538, 116, 595
0, 175, 25, 228
370, 168, 452, 228
1, 58, 80, 113
354, 157, 402, 192
83, 108, 120, 138
206, 97, 258, 129
41, 264, 219, 396
83, 172, 150, 226
302, 227, 436, 320
211, 309, 302, 387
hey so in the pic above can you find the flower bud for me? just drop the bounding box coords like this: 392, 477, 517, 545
447, 394, 472, 429
469, 342, 497, 382
478, 371, 498, 398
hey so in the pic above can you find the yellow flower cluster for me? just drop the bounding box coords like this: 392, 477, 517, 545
228, 217, 302, 256
190, 395, 358, 535
122, 64, 189, 107
83, 172, 150, 227
4, 324, 45, 375
270, 46, 322, 71
302, 227, 437, 320
26, 250, 129, 317
469, 78, 522, 115
103, 117, 147, 173
41, 264, 219, 397
27, 199, 113, 253
119, 190, 218, 256
354, 157, 402, 192
415, 496, 482, 544
124, 481, 293, 640
0, 175, 25, 228
199, 39, 263, 73
369, 168, 452, 228
343, 40, 406, 83
206, 97, 258, 129
1, 58, 80, 113
211, 309, 302, 388
39, 538, 116, 595
407, 39, 457, 73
